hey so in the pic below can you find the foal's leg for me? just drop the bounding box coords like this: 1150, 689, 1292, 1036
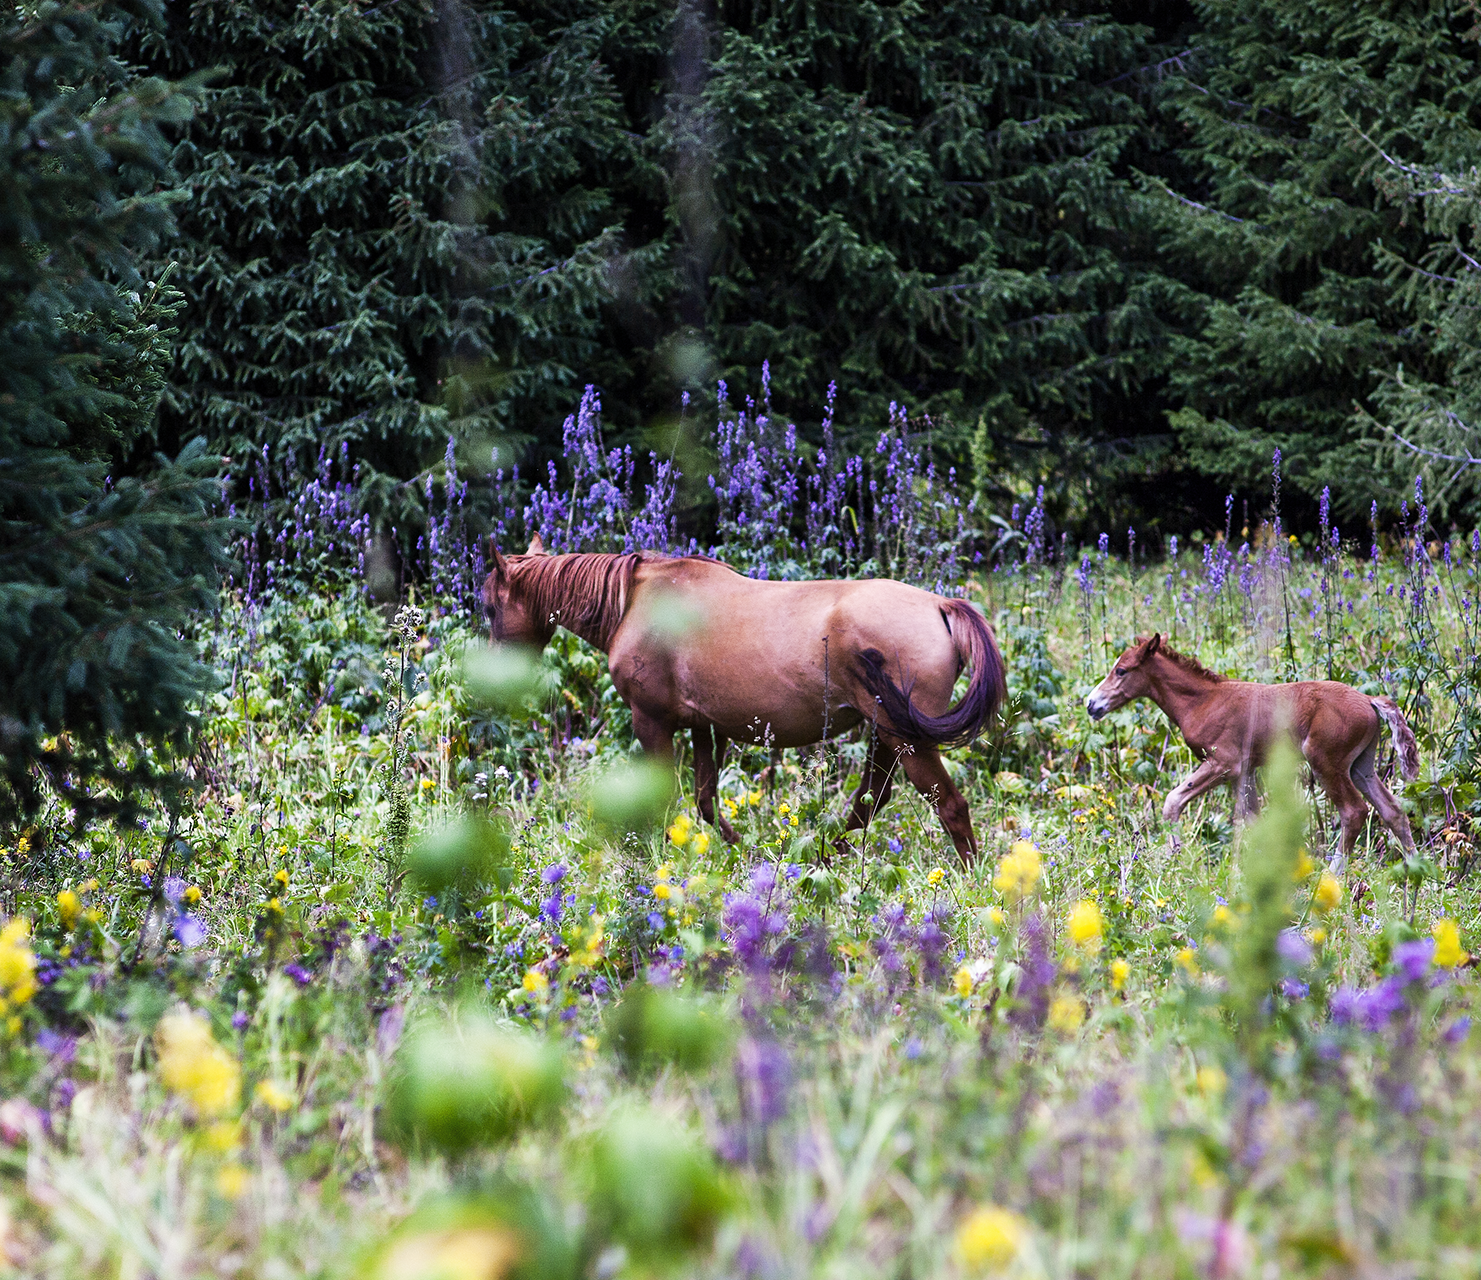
1350, 741, 1415, 855
891, 738, 978, 866
1313, 763, 1371, 872
842, 733, 899, 844
1162, 759, 1234, 822
692, 725, 739, 844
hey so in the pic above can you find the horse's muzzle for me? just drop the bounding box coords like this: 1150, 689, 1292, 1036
1086, 699, 1107, 721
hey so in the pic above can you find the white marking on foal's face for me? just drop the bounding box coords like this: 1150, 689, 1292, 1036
1086, 662, 1132, 720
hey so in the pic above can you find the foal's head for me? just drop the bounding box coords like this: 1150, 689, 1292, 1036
482, 535, 550, 646
1086, 633, 1164, 720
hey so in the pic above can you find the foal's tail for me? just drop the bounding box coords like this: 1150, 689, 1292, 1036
857, 599, 1007, 751
1373, 697, 1421, 780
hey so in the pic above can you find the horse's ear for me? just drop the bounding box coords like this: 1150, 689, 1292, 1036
526, 532, 545, 555
488, 538, 507, 575
1146, 632, 1162, 657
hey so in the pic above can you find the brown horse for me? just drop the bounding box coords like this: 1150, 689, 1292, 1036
483, 538, 1006, 862
1086, 633, 1419, 866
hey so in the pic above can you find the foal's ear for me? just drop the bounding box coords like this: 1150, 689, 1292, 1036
526, 532, 545, 555
488, 538, 507, 575
1145, 632, 1162, 657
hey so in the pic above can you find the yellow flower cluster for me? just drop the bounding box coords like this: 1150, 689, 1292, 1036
1066, 900, 1103, 952
927, 867, 946, 888
254, 1080, 294, 1113
569, 915, 605, 968
0, 919, 37, 1015
721, 790, 764, 820
56, 890, 80, 930
955, 1204, 1027, 1271
1313, 872, 1342, 912
992, 841, 1041, 902
1109, 958, 1130, 992
1433, 919, 1468, 969
1047, 993, 1085, 1033
665, 814, 711, 856
156, 1012, 241, 1117
521, 969, 549, 996
952, 966, 974, 998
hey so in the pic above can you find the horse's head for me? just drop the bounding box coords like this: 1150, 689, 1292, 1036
482, 534, 550, 645
1086, 633, 1161, 720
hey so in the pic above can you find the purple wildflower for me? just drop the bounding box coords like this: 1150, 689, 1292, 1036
174, 914, 207, 949
1393, 938, 1435, 982
162, 876, 186, 905
1275, 929, 1313, 968
541, 863, 567, 886
283, 963, 313, 987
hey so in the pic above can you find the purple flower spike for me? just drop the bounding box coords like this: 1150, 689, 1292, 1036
1393, 938, 1435, 983
541, 863, 567, 886
174, 914, 207, 949
283, 963, 313, 988
162, 876, 186, 904
1275, 928, 1313, 968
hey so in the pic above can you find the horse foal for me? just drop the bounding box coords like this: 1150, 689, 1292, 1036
1086, 634, 1419, 867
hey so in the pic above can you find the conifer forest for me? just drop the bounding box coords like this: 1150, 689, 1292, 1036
6, 0, 1481, 1275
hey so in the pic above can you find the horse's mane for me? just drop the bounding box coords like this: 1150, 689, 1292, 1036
1145, 636, 1227, 683
508, 550, 722, 647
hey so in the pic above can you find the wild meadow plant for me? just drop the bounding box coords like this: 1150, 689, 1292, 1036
3, 382, 1481, 1274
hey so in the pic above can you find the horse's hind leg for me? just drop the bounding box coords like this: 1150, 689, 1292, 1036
892, 738, 978, 867
842, 733, 899, 847
1351, 741, 1415, 855
693, 725, 739, 844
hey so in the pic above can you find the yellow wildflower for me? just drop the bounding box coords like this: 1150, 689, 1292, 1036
992, 841, 1041, 902
56, 890, 80, 930
265, 897, 283, 914
665, 816, 692, 847
1294, 848, 1317, 879
0, 919, 37, 1005
788, 815, 799, 827
203, 1120, 241, 1153
655, 862, 672, 882
1175, 946, 1199, 977
988, 906, 1006, 926
1066, 900, 1103, 952
183, 886, 202, 906
1309, 927, 1327, 946
653, 883, 672, 901
953, 966, 973, 998
1196, 1065, 1227, 1098
80, 878, 98, 893
1433, 919, 1468, 969
1109, 958, 1130, 991
254, 1080, 295, 1112
1047, 994, 1085, 1034
778, 802, 790, 816
691, 831, 711, 856
955, 1204, 1027, 1271
521, 969, 549, 996
273, 868, 289, 887
927, 867, 946, 888
156, 1012, 241, 1117
747, 790, 761, 806
215, 1165, 249, 1199
1211, 904, 1234, 929
1313, 872, 1342, 912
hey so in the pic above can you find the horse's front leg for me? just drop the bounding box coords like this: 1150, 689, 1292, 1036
631, 706, 676, 759
693, 725, 739, 844
1162, 759, 1232, 823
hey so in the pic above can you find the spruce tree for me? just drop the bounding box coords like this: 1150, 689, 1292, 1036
1157, 0, 1481, 518
0, 1, 229, 824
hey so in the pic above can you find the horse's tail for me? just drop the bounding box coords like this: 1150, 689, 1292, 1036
856, 599, 1006, 751
1373, 696, 1421, 780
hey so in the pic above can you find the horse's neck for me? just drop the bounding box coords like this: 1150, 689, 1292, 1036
522, 554, 632, 652
1143, 657, 1219, 730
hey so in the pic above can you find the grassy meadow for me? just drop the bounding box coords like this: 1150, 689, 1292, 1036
2, 472, 1481, 1279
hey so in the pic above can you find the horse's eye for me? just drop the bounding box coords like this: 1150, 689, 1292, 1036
1113, 666, 1125, 676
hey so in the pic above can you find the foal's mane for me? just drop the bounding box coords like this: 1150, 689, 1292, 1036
1145, 636, 1227, 683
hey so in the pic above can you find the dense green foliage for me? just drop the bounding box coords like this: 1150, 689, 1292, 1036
1159, 0, 1481, 520
0, 2, 230, 824
125, 0, 1481, 533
